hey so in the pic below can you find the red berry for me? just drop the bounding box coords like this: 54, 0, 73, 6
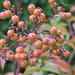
9, 54, 14, 60
3, 0, 11, 8
28, 4, 35, 12
66, 12, 72, 19
57, 30, 62, 36
42, 45, 49, 51
63, 51, 70, 58
0, 12, 7, 19
14, 53, 20, 60
29, 59, 36, 66
57, 6, 63, 12
50, 2, 57, 8
20, 53, 27, 60
61, 12, 67, 19
33, 9, 41, 16
11, 15, 19, 23
48, 0, 55, 4
18, 21, 25, 28
53, 50, 58, 55
15, 46, 24, 53
49, 27, 57, 35
0, 39, 6, 46
28, 33, 36, 42
34, 40, 42, 49
33, 50, 41, 58
29, 15, 35, 22
19, 36, 26, 43
7, 30, 14, 37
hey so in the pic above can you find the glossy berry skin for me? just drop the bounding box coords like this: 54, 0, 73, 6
20, 53, 27, 60
0, 39, 6, 46
19, 36, 26, 43
33, 50, 41, 58
5, 10, 12, 18
57, 30, 62, 36
34, 40, 42, 49
49, 38, 56, 46
63, 51, 70, 58
29, 15, 35, 22
28, 33, 36, 42
61, 12, 67, 19
50, 2, 57, 8
15, 46, 24, 53
66, 12, 72, 19
0, 12, 7, 19
33, 9, 41, 16
57, 6, 63, 12
29, 59, 36, 66
42, 37, 49, 45
48, 0, 55, 4
53, 49, 60, 55
42, 45, 49, 51
3, 0, 11, 8
9, 54, 14, 60
38, 13, 46, 22
18, 21, 25, 28
14, 53, 20, 60
28, 4, 35, 12
20, 60, 29, 68
49, 27, 57, 35
11, 15, 19, 23
0, 44, 2, 50
7, 30, 14, 37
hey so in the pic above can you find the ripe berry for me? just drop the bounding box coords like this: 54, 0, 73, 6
63, 51, 70, 58
38, 13, 46, 22
18, 21, 25, 28
19, 36, 26, 43
0, 39, 6, 46
48, 0, 55, 4
20, 60, 29, 68
66, 12, 72, 19
0, 44, 2, 50
61, 12, 67, 19
33, 9, 41, 16
14, 53, 20, 60
28, 4, 35, 12
29, 59, 36, 66
50, 2, 57, 8
20, 53, 27, 60
34, 40, 42, 49
49, 27, 57, 35
53, 50, 58, 55
42, 45, 49, 51
28, 33, 36, 42
29, 15, 35, 22
9, 54, 14, 60
15, 46, 24, 53
49, 38, 56, 46
33, 50, 41, 58
11, 15, 19, 23
7, 30, 14, 37
5, 10, 12, 18
3, 0, 11, 8
0, 12, 7, 19
11, 34, 19, 41
42, 37, 49, 45
57, 6, 63, 12
57, 30, 62, 36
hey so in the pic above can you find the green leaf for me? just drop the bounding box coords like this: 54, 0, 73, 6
33, 71, 43, 75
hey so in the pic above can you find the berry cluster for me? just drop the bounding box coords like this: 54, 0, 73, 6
0, 0, 71, 69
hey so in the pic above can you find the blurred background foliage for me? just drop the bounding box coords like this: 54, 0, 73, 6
0, 0, 75, 75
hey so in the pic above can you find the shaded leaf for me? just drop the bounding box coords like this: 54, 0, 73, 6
74, 65, 75, 75
70, 16, 75, 21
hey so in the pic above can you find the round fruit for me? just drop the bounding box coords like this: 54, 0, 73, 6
0, 12, 7, 19
7, 30, 14, 37
14, 53, 20, 60
33, 50, 41, 58
28, 33, 36, 42
9, 54, 14, 60
38, 13, 46, 22
3, 0, 11, 8
42, 37, 49, 45
48, 0, 55, 4
42, 45, 49, 51
33, 9, 41, 16
57, 6, 63, 12
28, 4, 35, 12
29, 59, 36, 66
49, 27, 57, 35
34, 40, 42, 49
18, 21, 25, 28
63, 51, 70, 58
5, 10, 12, 18
50, 2, 57, 8
11, 15, 19, 23
15, 46, 24, 53
57, 30, 62, 36
29, 15, 35, 22
19, 36, 26, 43
61, 12, 67, 19
0, 44, 2, 50
20, 53, 27, 60
66, 12, 72, 19
53, 50, 58, 55
0, 39, 6, 46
